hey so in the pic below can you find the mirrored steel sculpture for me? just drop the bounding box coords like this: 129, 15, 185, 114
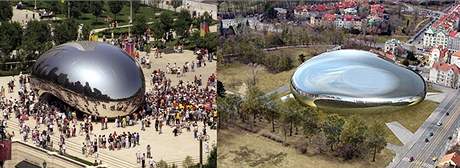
30, 41, 145, 117
290, 49, 426, 112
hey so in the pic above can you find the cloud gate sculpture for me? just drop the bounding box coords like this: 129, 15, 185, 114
30, 41, 145, 118
290, 49, 426, 112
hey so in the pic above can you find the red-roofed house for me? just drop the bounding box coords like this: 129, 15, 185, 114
370, 4, 384, 16
430, 45, 449, 66
437, 152, 460, 168
323, 13, 336, 22
429, 62, 460, 88
451, 51, 460, 67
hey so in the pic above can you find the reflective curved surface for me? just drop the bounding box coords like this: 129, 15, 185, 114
290, 49, 426, 112
30, 41, 145, 117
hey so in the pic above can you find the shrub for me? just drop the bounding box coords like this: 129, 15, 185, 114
262, 54, 293, 73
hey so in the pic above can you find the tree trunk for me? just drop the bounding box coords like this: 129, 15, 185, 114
295, 125, 298, 135
271, 115, 275, 132
289, 121, 293, 136
372, 147, 377, 162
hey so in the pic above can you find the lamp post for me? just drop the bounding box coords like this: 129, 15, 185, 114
197, 134, 206, 168
129, 0, 133, 36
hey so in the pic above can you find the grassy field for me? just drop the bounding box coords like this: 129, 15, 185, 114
218, 127, 395, 168
332, 100, 439, 145
219, 47, 328, 93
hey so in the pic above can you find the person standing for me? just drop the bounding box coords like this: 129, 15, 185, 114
141, 153, 146, 168
146, 145, 151, 158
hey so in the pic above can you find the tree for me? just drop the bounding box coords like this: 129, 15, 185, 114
217, 94, 242, 128
157, 160, 168, 168
240, 84, 265, 127
132, 0, 141, 13
54, 19, 79, 45
217, 80, 225, 97
283, 99, 304, 136
174, 10, 192, 38
204, 146, 217, 168
67, 1, 83, 18
265, 95, 281, 132
338, 116, 369, 160
152, 21, 166, 40
302, 107, 319, 139
322, 114, 345, 151
133, 15, 148, 36
366, 122, 387, 162
90, 1, 104, 22
182, 156, 194, 168
109, 1, 124, 21
22, 20, 52, 60
81, 24, 91, 41
263, 3, 277, 20
171, 0, 182, 12
0, 22, 22, 55
0, 1, 13, 22
298, 53, 306, 63
159, 11, 174, 33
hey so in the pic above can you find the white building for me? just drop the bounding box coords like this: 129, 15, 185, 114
384, 39, 401, 54
429, 62, 460, 88
451, 51, 460, 67
423, 27, 448, 48
429, 45, 449, 67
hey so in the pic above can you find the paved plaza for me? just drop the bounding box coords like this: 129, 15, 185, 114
0, 49, 217, 168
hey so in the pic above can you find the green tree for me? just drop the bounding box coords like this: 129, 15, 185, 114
263, 3, 277, 20
159, 11, 174, 38
240, 85, 265, 127
0, 1, 13, 22
152, 21, 166, 40
283, 99, 303, 136
67, 1, 83, 18
132, 0, 141, 13
54, 19, 79, 45
81, 24, 91, 41
204, 146, 217, 168
171, 0, 182, 12
217, 94, 242, 128
298, 53, 306, 63
217, 80, 225, 97
174, 10, 192, 38
302, 107, 319, 139
322, 114, 345, 151
108, 1, 124, 21
157, 160, 168, 168
90, 1, 104, 22
22, 20, 52, 60
366, 122, 387, 162
0, 22, 22, 55
133, 15, 148, 36
265, 95, 281, 132
338, 116, 369, 160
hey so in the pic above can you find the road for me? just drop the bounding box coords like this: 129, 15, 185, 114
389, 90, 460, 168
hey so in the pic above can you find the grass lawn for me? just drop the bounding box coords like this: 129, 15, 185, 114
328, 100, 439, 145
218, 127, 394, 168
375, 35, 410, 44
219, 47, 328, 93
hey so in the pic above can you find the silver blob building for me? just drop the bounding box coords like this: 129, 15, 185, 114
30, 41, 145, 118
290, 49, 426, 112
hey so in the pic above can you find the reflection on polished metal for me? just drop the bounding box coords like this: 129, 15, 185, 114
290, 49, 426, 112
30, 41, 145, 117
